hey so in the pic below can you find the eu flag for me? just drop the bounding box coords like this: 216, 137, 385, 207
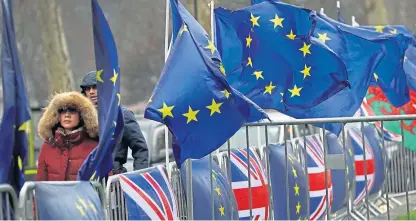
268, 143, 309, 220
359, 25, 416, 91
144, 0, 268, 166
78, 0, 124, 181
34, 182, 105, 220
0, 0, 31, 192
180, 156, 239, 220
340, 24, 412, 107
251, 0, 280, 5
279, 12, 386, 135
214, 1, 349, 110
404, 45, 416, 90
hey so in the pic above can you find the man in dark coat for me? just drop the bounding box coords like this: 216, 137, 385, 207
80, 71, 149, 174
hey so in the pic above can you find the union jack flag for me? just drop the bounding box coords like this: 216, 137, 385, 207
119, 166, 179, 220
301, 135, 333, 220
347, 128, 376, 205
230, 147, 269, 220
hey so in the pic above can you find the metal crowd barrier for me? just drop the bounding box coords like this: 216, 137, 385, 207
106, 165, 182, 220
16, 115, 412, 221
170, 114, 416, 221
167, 162, 188, 220
18, 181, 105, 220
0, 184, 18, 220
105, 174, 127, 220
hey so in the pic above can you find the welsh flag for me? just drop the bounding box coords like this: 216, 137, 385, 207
359, 86, 416, 150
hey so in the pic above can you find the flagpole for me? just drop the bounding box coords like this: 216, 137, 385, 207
352, 16, 359, 27
164, 0, 171, 172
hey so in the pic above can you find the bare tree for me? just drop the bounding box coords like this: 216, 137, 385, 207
36, 0, 74, 94
186, 0, 212, 34
364, 0, 389, 25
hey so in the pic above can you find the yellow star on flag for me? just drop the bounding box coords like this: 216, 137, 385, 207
75, 203, 86, 217
110, 69, 118, 86
88, 200, 98, 214
205, 40, 217, 55
300, 65, 311, 79
221, 89, 231, 99
18, 120, 30, 133
96, 69, 104, 83
158, 102, 175, 119
373, 73, 379, 81
296, 202, 301, 214
206, 99, 223, 116
250, 13, 260, 27
212, 173, 217, 181
289, 85, 302, 97
247, 57, 253, 67
183, 106, 199, 124
270, 14, 284, 28
77, 196, 88, 209
148, 95, 153, 104
287, 29, 296, 40
294, 183, 300, 196
219, 205, 225, 216
299, 42, 311, 57
375, 26, 384, 33
179, 24, 188, 36
219, 63, 226, 75
246, 34, 253, 48
264, 82, 276, 95
117, 93, 121, 106
215, 187, 221, 196
253, 70, 264, 80
318, 33, 331, 44
390, 29, 397, 34
292, 166, 298, 177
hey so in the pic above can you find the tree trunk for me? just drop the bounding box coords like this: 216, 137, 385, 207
364, 0, 389, 25
36, 0, 74, 94
186, 0, 211, 36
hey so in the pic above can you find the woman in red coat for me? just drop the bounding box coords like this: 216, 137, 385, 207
36, 91, 99, 181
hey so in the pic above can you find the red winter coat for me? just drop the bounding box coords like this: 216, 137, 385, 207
36, 127, 98, 181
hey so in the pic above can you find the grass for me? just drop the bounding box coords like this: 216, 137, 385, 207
395, 210, 416, 220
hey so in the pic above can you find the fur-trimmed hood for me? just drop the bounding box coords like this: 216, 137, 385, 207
38, 91, 99, 140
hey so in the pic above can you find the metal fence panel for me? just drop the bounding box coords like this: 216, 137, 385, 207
0, 184, 18, 220
173, 114, 416, 221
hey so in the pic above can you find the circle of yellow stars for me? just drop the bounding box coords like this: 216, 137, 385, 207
242, 12, 326, 102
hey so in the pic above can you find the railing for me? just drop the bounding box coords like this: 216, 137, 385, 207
8, 114, 416, 220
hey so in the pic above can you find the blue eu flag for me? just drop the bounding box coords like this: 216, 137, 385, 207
180, 156, 239, 220
145, 0, 268, 166
268, 143, 309, 220
359, 25, 416, 91
78, 0, 124, 181
251, 0, 280, 4
0, 0, 31, 192
215, 1, 349, 110
280, 12, 387, 135
341, 24, 412, 107
35, 182, 105, 220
